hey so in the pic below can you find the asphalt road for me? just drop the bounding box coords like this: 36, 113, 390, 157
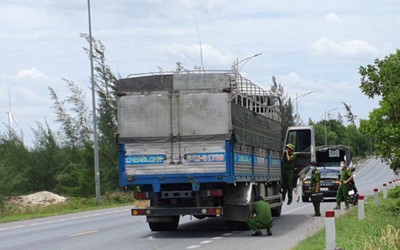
0, 158, 398, 250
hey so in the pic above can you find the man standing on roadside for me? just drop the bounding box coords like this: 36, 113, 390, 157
310, 161, 321, 216
282, 143, 296, 205
334, 162, 353, 210
246, 196, 273, 236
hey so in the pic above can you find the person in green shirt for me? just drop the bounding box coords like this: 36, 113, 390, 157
310, 161, 321, 216
246, 196, 273, 236
282, 143, 296, 205
334, 162, 353, 210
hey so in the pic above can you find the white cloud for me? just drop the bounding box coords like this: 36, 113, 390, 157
17, 68, 47, 79
325, 12, 342, 23
309, 37, 378, 57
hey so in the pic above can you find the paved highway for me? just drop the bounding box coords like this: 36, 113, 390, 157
0, 158, 398, 250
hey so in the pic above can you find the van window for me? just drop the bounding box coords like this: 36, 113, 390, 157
286, 129, 311, 152
328, 149, 340, 157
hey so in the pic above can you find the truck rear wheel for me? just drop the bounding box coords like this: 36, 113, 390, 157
148, 216, 179, 231
271, 205, 282, 217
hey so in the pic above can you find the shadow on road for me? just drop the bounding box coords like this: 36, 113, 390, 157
144, 217, 235, 239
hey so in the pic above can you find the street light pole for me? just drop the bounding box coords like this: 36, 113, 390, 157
324, 108, 338, 145
235, 53, 262, 73
295, 91, 313, 121
87, 0, 101, 204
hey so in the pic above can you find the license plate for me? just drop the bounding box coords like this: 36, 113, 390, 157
134, 200, 151, 208
320, 187, 328, 191
349, 190, 355, 195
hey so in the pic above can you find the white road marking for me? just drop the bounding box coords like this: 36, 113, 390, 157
148, 236, 156, 241
282, 203, 313, 215
186, 245, 201, 249
185, 232, 233, 249
69, 230, 99, 237
12, 225, 26, 229
53, 219, 68, 222
0, 208, 131, 232
42, 221, 55, 224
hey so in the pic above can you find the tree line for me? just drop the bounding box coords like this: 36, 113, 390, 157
0, 34, 118, 202
1, 36, 396, 204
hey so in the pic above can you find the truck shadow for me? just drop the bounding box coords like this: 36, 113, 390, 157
146, 213, 317, 239
147, 217, 235, 239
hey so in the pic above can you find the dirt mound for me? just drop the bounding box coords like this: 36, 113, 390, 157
8, 191, 67, 207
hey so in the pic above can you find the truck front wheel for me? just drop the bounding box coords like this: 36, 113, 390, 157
148, 216, 180, 231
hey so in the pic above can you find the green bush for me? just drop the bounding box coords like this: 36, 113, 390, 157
0, 194, 4, 213
388, 186, 400, 199
103, 190, 134, 204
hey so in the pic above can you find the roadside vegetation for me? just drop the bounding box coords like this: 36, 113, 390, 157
293, 186, 400, 250
0, 190, 134, 223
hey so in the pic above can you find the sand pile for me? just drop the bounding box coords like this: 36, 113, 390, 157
8, 191, 67, 207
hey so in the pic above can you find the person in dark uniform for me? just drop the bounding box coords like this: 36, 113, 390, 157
334, 163, 353, 210
282, 143, 296, 205
310, 161, 321, 216
246, 196, 273, 236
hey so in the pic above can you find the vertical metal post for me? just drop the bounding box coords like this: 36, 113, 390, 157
296, 93, 299, 119
383, 183, 388, 199
87, 0, 101, 203
358, 195, 365, 220
325, 210, 336, 250
373, 188, 379, 206
324, 109, 327, 145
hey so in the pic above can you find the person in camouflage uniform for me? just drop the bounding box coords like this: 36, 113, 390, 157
246, 196, 273, 236
310, 161, 321, 216
334, 163, 353, 210
282, 143, 296, 205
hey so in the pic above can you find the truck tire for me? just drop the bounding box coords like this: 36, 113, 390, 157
148, 216, 179, 231
271, 206, 281, 217
193, 215, 206, 220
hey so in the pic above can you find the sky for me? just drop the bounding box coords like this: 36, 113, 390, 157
1, 0, 399, 147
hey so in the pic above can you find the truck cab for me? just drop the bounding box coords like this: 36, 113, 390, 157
284, 126, 316, 183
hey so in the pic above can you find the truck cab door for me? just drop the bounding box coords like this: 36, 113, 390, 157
284, 126, 315, 183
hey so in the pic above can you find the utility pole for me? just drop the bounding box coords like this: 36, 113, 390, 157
324, 108, 337, 145
87, 0, 101, 204
294, 91, 313, 124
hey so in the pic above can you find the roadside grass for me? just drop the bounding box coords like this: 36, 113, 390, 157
293, 186, 400, 250
0, 191, 135, 223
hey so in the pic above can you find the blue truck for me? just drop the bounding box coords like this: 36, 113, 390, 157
117, 71, 315, 231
